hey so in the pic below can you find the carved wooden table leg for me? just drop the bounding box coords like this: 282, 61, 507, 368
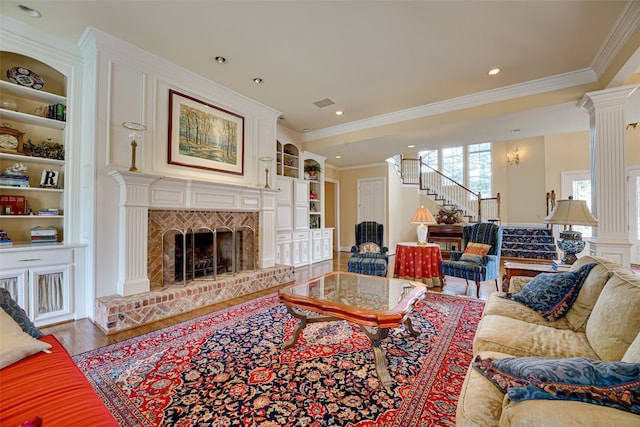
403, 317, 419, 336
360, 326, 392, 388
283, 306, 308, 350
282, 306, 339, 350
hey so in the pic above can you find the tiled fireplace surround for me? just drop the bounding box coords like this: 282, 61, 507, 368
94, 171, 293, 334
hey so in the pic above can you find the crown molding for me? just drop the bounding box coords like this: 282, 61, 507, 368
302, 68, 596, 143
590, 0, 640, 79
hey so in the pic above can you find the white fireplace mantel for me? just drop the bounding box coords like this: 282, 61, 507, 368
108, 170, 278, 296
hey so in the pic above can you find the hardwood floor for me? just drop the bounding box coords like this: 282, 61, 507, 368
41, 252, 501, 356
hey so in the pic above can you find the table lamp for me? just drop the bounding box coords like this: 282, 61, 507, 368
543, 196, 599, 264
410, 205, 437, 245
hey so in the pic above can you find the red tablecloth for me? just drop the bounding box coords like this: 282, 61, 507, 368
393, 242, 443, 287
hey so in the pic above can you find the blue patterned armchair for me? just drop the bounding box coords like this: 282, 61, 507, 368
347, 222, 389, 277
441, 223, 503, 297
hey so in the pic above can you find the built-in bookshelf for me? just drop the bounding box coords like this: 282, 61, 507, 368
0, 53, 66, 246
276, 140, 300, 178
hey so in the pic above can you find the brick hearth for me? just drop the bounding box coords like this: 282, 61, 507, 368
94, 265, 294, 334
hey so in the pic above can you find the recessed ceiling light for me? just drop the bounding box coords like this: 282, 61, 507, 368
488, 68, 502, 76
335, 110, 343, 116
214, 56, 227, 64
17, 4, 41, 17
408, 144, 415, 148
253, 78, 263, 84
335, 155, 342, 159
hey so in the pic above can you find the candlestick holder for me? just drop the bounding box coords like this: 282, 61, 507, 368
122, 122, 147, 172
259, 156, 273, 188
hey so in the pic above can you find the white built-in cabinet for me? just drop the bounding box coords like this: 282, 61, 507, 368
0, 247, 74, 326
0, 38, 85, 326
275, 143, 333, 266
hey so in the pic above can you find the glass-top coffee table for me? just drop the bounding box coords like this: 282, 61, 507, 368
278, 271, 426, 387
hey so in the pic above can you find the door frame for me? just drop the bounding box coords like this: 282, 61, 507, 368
325, 177, 340, 252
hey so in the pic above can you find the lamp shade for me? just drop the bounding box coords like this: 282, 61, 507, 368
543, 198, 599, 227
410, 206, 436, 245
410, 206, 437, 225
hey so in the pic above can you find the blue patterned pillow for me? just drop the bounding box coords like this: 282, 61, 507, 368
472, 355, 640, 415
0, 288, 43, 338
507, 263, 596, 321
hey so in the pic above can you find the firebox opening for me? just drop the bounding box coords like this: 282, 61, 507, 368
163, 225, 256, 287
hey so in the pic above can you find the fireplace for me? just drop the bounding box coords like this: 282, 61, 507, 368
100, 171, 292, 333
148, 210, 258, 290
170, 227, 255, 284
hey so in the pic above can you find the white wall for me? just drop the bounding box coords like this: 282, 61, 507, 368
79, 28, 281, 298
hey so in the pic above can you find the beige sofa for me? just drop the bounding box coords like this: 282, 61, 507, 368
456, 255, 640, 427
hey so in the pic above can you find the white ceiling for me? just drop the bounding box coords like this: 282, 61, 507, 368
2, 0, 640, 167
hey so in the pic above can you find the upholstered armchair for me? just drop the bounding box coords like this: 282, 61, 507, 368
441, 222, 503, 297
347, 221, 389, 277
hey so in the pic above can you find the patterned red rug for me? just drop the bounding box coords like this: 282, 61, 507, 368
75, 292, 484, 426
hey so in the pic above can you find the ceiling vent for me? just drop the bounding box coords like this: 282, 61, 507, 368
313, 98, 335, 108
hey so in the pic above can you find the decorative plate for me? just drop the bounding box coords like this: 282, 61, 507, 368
6, 67, 44, 90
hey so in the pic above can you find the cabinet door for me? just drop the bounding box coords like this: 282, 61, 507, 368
294, 206, 308, 231
28, 264, 73, 326
281, 241, 292, 266
276, 177, 293, 203
300, 239, 309, 264
292, 240, 301, 265
312, 238, 323, 262
275, 242, 282, 264
322, 236, 332, 259
294, 180, 309, 206
0, 268, 29, 313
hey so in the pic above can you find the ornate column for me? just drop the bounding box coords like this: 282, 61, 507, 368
108, 170, 161, 296
578, 86, 636, 266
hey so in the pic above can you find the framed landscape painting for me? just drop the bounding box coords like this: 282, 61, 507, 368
168, 89, 244, 175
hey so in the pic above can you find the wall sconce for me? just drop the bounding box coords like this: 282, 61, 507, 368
507, 147, 520, 166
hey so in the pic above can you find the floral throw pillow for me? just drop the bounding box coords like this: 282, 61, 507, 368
459, 242, 492, 263
472, 355, 640, 415
507, 263, 596, 321
358, 242, 381, 254
0, 288, 43, 338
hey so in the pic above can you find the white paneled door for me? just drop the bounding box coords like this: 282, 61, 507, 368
357, 177, 386, 225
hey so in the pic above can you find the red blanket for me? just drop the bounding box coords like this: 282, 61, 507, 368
0, 335, 118, 426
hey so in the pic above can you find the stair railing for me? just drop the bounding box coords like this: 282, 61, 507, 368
545, 190, 556, 228
399, 157, 500, 223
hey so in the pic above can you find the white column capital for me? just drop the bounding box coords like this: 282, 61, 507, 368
578, 85, 638, 113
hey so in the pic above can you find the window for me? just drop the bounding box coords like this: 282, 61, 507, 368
421, 149, 438, 171
561, 171, 593, 239
441, 146, 464, 184
468, 143, 492, 197
418, 143, 493, 197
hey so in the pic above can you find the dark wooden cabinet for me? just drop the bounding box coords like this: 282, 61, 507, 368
427, 224, 464, 258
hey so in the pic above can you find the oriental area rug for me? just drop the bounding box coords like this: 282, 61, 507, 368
74, 291, 484, 426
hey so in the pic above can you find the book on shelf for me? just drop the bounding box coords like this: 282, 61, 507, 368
30, 226, 58, 237
46, 103, 66, 122
0, 229, 12, 246
38, 208, 60, 216
0, 195, 27, 215
0, 176, 29, 187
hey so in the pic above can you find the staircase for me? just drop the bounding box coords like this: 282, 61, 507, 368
393, 155, 501, 223
501, 227, 558, 261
